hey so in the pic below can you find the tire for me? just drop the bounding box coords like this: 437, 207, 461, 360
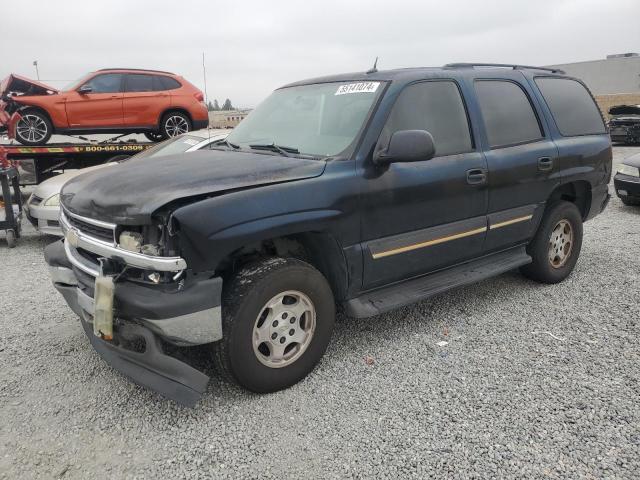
520, 201, 583, 284
621, 197, 640, 206
144, 132, 164, 142
5, 230, 16, 248
15, 109, 53, 146
159, 112, 191, 139
213, 257, 335, 393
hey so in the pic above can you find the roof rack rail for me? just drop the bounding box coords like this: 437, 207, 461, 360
98, 68, 176, 75
443, 63, 565, 74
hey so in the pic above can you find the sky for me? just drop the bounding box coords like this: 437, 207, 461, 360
1, 0, 638, 108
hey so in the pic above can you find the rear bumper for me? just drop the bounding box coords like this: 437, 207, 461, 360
193, 119, 209, 130
585, 183, 610, 221
45, 239, 223, 406
614, 173, 640, 199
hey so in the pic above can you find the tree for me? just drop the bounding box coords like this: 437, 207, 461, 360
222, 98, 233, 111
206, 100, 214, 111
213, 99, 220, 111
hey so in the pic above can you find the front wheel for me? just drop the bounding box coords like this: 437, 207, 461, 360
159, 112, 191, 139
213, 257, 335, 393
520, 201, 583, 284
15, 110, 53, 145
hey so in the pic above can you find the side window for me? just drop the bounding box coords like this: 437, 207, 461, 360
383, 81, 473, 156
125, 74, 154, 92
534, 78, 605, 136
84, 74, 122, 93
156, 76, 181, 91
475, 80, 543, 148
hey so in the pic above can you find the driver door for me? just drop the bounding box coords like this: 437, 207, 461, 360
65, 73, 124, 128
360, 79, 489, 289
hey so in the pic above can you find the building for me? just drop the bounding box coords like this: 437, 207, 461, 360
547, 53, 640, 119
208, 109, 252, 129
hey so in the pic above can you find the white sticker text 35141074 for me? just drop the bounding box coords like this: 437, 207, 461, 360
335, 82, 380, 96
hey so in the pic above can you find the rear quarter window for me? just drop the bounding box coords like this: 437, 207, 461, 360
534, 77, 606, 136
154, 76, 181, 91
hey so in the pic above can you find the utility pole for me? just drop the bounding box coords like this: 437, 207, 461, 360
33, 60, 40, 80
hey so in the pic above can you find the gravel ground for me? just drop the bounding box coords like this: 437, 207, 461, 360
1, 147, 639, 479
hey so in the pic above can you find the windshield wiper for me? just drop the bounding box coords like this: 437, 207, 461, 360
211, 139, 240, 150
249, 143, 299, 157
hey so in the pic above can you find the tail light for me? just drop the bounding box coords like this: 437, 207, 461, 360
194, 91, 204, 102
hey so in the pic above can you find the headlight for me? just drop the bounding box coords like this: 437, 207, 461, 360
43, 193, 60, 206
119, 231, 143, 253
617, 164, 640, 177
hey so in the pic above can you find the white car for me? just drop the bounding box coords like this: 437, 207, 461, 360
24, 130, 228, 235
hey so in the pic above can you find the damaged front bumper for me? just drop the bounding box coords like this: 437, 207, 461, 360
45, 239, 223, 407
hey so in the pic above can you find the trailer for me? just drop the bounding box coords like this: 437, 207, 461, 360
1, 138, 156, 185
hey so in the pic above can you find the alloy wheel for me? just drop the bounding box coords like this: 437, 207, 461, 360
164, 115, 189, 137
16, 114, 48, 143
252, 290, 317, 368
548, 219, 574, 268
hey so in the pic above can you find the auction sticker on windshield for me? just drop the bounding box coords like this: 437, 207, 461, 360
335, 82, 380, 95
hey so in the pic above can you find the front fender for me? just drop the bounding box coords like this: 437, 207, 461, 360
170, 163, 359, 273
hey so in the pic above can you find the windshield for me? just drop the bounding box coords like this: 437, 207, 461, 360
62, 74, 92, 92
131, 135, 205, 159
226, 81, 383, 157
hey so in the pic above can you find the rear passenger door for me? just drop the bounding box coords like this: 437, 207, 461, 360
122, 74, 171, 127
469, 74, 559, 253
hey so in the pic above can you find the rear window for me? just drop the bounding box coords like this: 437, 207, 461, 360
155, 76, 181, 91
534, 78, 606, 136
475, 80, 543, 148
125, 74, 154, 92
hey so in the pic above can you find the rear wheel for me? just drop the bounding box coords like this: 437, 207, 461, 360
520, 201, 583, 284
213, 257, 335, 393
159, 112, 191, 139
15, 110, 52, 145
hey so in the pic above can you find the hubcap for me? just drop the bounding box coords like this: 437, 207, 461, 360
252, 290, 316, 368
548, 219, 574, 268
17, 114, 48, 143
164, 115, 189, 137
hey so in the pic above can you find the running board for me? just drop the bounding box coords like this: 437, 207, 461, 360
344, 246, 531, 318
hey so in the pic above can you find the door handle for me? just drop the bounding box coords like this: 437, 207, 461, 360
466, 168, 487, 185
538, 156, 553, 171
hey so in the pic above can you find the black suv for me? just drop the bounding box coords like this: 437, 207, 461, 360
45, 63, 611, 406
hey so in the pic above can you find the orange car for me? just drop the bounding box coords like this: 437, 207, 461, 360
0, 69, 209, 145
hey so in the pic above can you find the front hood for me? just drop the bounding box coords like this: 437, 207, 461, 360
35, 164, 110, 200
608, 105, 640, 116
0, 74, 58, 98
609, 115, 640, 123
621, 152, 640, 169
61, 150, 326, 224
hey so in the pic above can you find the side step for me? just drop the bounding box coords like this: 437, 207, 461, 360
344, 246, 531, 318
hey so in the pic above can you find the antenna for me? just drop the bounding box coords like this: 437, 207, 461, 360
366, 57, 378, 74
202, 52, 211, 144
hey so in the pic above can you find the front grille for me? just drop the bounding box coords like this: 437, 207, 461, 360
66, 215, 114, 243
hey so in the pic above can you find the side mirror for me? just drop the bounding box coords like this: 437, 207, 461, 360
78, 84, 93, 94
374, 130, 435, 165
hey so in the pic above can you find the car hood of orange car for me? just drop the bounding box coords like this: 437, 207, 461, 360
60, 149, 327, 224
0, 74, 58, 97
